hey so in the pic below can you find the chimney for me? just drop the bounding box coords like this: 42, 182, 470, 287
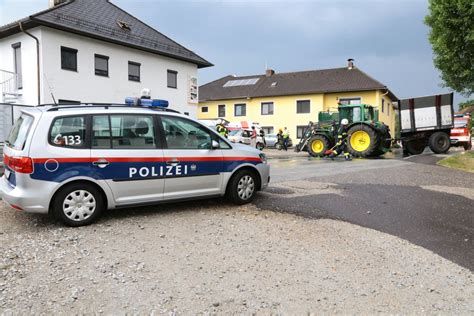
347, 58, 354, 69
49, 0, 67, 8
266, 69, 275, 77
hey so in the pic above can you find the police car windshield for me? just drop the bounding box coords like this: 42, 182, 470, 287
7, 114, 34, 150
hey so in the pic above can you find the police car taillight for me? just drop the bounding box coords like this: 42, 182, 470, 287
5, 156, 33, 174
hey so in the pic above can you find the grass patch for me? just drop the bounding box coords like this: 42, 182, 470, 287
437, 151, 474, 173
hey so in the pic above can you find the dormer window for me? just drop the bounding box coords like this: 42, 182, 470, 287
117, 21, 131, 31
271, 82, 277, 87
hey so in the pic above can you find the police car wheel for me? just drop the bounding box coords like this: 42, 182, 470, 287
53, 183, 104, 227
227, 170, 257, 205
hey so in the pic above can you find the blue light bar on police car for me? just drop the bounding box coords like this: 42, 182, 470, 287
125, 97, 169, 108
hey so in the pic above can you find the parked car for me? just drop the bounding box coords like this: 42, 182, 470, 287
265, 134, 293, 149
228, 129, 265, 150
1, 104, 270, 226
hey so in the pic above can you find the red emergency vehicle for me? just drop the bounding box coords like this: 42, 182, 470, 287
450, 114, 472, 150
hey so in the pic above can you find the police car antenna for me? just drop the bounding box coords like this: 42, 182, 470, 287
43, 73, 58, 106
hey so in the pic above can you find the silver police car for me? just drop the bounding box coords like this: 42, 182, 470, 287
1, 104, 270, 226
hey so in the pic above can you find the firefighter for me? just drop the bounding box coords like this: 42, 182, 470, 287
329, 118, 352, 161
216, 119, 229, 138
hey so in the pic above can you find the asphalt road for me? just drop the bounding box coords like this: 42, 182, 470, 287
257, 149, 474, 270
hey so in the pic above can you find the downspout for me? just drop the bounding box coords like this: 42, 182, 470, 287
19, 22, 41, 105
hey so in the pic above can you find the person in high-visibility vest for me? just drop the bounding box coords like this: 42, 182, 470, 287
328, 118, 352, 161
282, 127, 290, 151
216, 119, 229, 138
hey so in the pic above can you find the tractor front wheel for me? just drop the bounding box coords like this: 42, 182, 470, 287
347, 125, 379, 157
308, 135, 330, 157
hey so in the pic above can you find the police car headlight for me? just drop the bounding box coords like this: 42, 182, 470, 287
259, 153, 267, 164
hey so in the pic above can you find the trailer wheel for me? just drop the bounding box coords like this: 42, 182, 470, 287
404, 140, 426, 155
308, 135, 330, 157
347, 125, 379, 157
428, 132, 450, 154
464, 142, 472, 151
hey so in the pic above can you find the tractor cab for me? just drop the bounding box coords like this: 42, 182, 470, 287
338, 104, 378, 124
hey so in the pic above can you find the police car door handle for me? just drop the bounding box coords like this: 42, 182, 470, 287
166, 159, 180, 165
92, 159, 110, 168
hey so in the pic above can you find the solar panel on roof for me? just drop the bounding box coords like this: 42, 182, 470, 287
223, 78, 260, 87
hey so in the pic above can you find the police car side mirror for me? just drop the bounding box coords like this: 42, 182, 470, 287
211, 140, 220, 150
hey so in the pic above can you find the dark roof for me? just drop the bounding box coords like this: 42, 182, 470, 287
0, 0, 212, 68
199, 67, 398, 101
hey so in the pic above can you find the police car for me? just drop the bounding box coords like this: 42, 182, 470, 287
1, 102, 270, 226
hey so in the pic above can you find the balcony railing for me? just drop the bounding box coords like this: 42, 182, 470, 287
0, 70, 20, 101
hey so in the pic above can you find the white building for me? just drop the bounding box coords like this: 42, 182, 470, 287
0, 0, 212, 140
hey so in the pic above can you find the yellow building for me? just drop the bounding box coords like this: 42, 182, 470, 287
198, 60, 398, 140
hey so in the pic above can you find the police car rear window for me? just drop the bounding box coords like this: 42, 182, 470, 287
7, 114, 34, 150
50, 116, 86, 148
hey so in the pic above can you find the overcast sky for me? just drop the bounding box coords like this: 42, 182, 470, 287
0, 0, 469, 106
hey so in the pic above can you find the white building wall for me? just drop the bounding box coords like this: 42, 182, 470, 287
40, 27, 199, 116
0, 28, 42, 105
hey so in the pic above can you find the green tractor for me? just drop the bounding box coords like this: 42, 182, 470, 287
295, 104, 392, 158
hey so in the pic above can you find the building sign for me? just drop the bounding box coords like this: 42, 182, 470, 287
188, 76, 198, 104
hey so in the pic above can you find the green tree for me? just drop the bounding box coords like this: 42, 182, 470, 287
425, 0, 474, 97
458, 99, 474, 110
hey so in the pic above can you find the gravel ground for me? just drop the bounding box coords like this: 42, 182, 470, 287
1, 201, 472, 314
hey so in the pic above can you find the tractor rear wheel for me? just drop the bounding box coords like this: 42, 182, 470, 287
369, 130, 392, 157
347, 125, 379, 157
404, 140, 426, 155
308, 135, 330, 157
428, 132, 450, 154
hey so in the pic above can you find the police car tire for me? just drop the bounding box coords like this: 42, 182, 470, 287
226, 170, 258, 205
52, 183, 104, 227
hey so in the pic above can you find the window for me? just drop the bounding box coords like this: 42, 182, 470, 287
7, 114, 33, 150
201, 106, 208, 113
167, 70, 177, 88
261, 102, 274, 115
352, 107, 361, 122
58, 99, 81, 105
218, 105, 226, 117
92, 114, 156, 149
61, 46, 78, 71
128, 61, 140, 82
92, 115, 111, 149
234, 103, 246, 116
339, 97, 361, 105
381, 98, 385, 113
112, 115, 155, 148
261, 126, 274, 135
297, 125, 307, 139
61, 46, 77, 71
387, 102, 390, 115
12, 43, 22, 89
161, 116, 213, 150
95, 54, 109, 77
296, 100, 310, 114
49, 116, 86, 148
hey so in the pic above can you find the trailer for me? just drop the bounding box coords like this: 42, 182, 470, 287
399, 93, 454, 155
